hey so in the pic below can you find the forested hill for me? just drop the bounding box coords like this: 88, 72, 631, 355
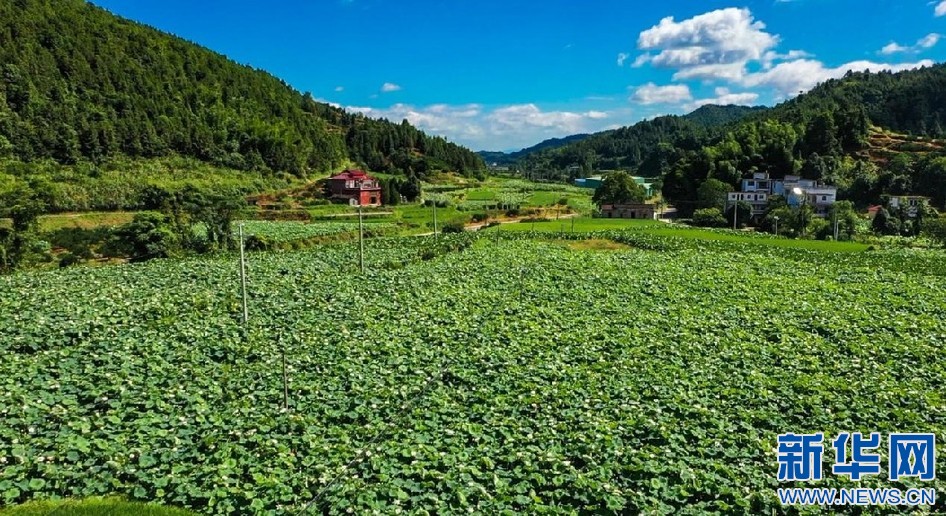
0, 0, 483, 178
658, 64, 946, 213
682, 105, 768, 128
517, 104, 761, 176
516, 64, 946, 213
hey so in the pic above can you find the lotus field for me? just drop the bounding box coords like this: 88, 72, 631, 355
237, 220, 397, 243
1, 232, 945, 514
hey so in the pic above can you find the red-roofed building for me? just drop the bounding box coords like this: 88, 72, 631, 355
326, 169, 382, 207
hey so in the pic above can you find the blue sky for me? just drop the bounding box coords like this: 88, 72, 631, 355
93, 1, 946, 151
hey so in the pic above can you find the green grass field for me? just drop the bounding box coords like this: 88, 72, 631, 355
0, 497, 195, 516
492, 217, 871, 252
37, 212, 138, 232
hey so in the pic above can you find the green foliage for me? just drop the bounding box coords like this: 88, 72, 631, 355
440, 220, 466, 233
106, 212, 179, 261
724, 200, 752, 228
761, 206, 794, 235
691, 207, 727, 227
695, 178, 731, 211
0, 183, 46, 270
399, 176, 422, 202
825, 200, 860, 240
141, 185, 245, 253
872, 207, 901, 236
682, 104, 766, 127
592, 171, 647, 206
238, 220, 396, 250
921, 216, 946, 246
0, 233, 943, 513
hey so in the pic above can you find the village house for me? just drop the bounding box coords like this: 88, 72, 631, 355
728, 172, 837, 218
888, 195, 930, 217
868, 196, 930, 218
326, 169, 382, 207
599, 203, 657, 220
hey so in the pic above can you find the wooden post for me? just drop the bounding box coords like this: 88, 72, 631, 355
239, 223, 248, 327
358, 203, 364, 274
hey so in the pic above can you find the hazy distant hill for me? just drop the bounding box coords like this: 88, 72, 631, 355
478, 134, 591, 166
506, 105, 763, 174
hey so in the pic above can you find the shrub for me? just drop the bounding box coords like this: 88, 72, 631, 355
692, 208, 727, 227
441, 221, 466, 234
471, 213, 488, 223
244, 234, 272, 251
58, 252, 81, 268
106, 213, 180, 262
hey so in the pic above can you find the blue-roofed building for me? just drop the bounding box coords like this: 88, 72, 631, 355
574, 176, 604, 189
575, 174, 655, 197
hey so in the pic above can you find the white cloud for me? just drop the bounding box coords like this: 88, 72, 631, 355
617, 52, 630, 66
880, 42, 909, 55
636, 8, 779, 82
936, 1, 946, 16
761, 49, 811, 69
879, 33, 940, 55
629, 7, 938, 105
685, 87, 759, 110
380, 82, 402, 92
344, 103, 618, 150
742, 59, 935, 97
631, 54, 652, 68
334, 86, 344, 92
672, 62, 749, 82
919, 33, 941, 48
630, 83, 693, 105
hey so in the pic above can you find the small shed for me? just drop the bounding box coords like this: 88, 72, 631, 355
599, 203, 656, 219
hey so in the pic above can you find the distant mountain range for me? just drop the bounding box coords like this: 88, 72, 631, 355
478, 134, 592, 166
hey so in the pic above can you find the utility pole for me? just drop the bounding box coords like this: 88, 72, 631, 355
733, 198, 738, 230
774, 216, 779, 237
833, 208, 839, 240
432, 201, 438, 240
280, 333, 289, 410
358, 202, 364, 274
238, 222, 248, 327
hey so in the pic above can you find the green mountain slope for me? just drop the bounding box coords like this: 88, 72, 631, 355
513, 65, 946, 214
0, 0, 482, 183
682, 104, 768, 128
514, 105, 763, 180
657, 64, 946, 214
